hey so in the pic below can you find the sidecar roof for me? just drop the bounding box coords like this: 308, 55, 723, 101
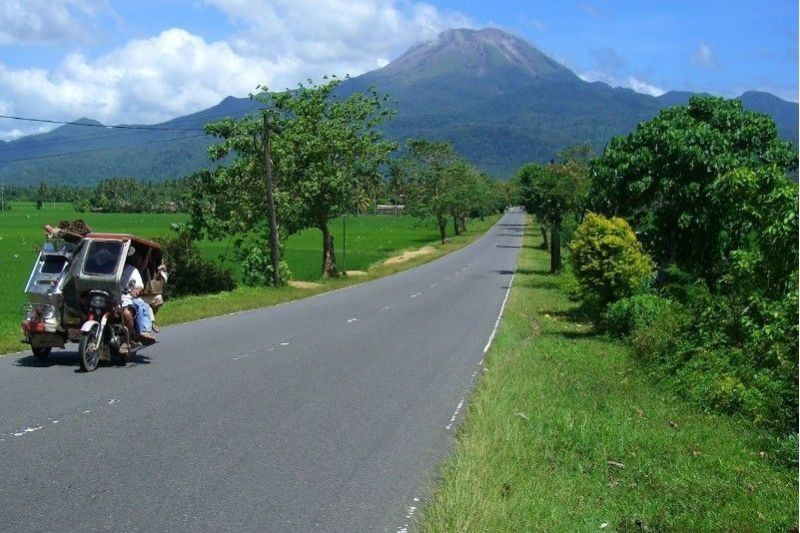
85, 233, 161, 250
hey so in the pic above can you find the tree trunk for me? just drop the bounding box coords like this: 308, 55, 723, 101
550, 222, 561, 273
452, 214, 461, 236
320, 220, 338, 277
437, 216, 447, 244
459, 215, 467, 234
540, 225, 549, 251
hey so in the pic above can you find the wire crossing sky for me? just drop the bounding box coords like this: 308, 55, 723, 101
0, 0, 796, 141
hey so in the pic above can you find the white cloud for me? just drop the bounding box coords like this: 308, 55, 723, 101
578, 70, 665, 97
0, 1, 470, 139
0, 0, 106, 45
691, 42, 716, 69
0, 29, 275, 131
0, 125, 53, 142
204, 0, 471, 87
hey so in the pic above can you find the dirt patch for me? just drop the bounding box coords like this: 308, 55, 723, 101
288, 280, 323, 290
345, 270, 368, 277
382, 246, 436, 266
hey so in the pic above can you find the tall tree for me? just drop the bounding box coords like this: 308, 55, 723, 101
194, 77, 395, 279
516, 151, 590, 273
392, 140, 463, 244
589, 95, 796, 284
269, 77, 395, 276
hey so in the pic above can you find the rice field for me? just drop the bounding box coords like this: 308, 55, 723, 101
0, 201, 443, 350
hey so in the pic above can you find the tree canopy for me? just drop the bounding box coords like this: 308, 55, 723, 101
191, 77, 395, 278
588, 95, 797, 284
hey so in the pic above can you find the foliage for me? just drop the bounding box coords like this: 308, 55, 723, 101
240, 244, 292, 287
515, 145, 591, 271
156, 232, 236, 297
73, 177, 189, 213
602, 293, 680, 337
569, 213, 654, 310
589, 95, 796, 284
195, 77, 395, 279
391, 140, 469, 243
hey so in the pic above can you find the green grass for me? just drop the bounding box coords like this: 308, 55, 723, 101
0, 201, 498, 354
419, 217, 797, 532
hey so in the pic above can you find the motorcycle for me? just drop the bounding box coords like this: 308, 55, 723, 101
22, 228, 165, 372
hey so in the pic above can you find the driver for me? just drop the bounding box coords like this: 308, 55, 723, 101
120, 247, 157, 345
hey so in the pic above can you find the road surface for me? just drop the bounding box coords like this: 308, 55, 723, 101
0, 209, 524, 531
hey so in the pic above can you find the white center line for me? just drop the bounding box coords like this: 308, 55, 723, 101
347, 317, 359, 323
279, 342, 289, 346
429, 283, 437, 288
410, 292, 421, 298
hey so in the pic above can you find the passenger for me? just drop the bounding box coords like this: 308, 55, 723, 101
120, 247, 156, 346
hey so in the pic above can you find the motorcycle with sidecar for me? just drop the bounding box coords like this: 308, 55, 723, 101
22, 228, 165, 371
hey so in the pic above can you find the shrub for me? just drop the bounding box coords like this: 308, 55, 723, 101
157, 233, 236, 297
603, 293, 678, 337
569, 212, 654, 310
240, 245, 292, 287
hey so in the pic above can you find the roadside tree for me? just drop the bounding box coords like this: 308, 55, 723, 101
193, 77, 395, 279
516, 149, 590, 273
589, 95, 796, 284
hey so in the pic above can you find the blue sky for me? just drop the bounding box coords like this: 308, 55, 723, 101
0, 0, 796, 140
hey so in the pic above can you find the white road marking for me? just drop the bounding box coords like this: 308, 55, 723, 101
429, 283, 437, 288
381, 304, 395, 311
445, 398, 465, 430
347, 317, 359, 323
12, 426, 42, 437
279, 342, 289, 346
483, 271, 516, 354
410, 292, 421, 298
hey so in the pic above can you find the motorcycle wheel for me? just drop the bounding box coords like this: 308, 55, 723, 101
78, 325, 102, 372
32, 347, 51, 360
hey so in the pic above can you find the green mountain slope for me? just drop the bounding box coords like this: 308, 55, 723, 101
0, 28, 796, 184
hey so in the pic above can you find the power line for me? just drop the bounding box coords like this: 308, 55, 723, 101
0, 114, 204, 132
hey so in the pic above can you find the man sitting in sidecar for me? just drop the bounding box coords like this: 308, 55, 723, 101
120, 248, 157, 346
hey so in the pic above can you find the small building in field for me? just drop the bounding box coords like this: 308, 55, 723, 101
376, 204, 404, 216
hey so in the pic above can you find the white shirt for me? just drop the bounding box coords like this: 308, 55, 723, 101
121, 264, 144, 306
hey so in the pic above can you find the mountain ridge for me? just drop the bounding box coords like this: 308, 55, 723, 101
1, 28, 796, 184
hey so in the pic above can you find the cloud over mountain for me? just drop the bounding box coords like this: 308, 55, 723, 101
0, 0, 471, 140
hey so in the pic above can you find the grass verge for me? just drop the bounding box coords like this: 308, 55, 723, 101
420, 216, 797, 531
1, 214, 500, 356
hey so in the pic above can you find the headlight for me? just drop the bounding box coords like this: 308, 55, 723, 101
90, 294, 107, 309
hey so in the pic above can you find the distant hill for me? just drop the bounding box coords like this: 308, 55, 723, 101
1, 28, 796, 185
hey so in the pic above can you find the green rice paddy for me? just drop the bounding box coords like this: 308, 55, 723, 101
0, 201, 446, 351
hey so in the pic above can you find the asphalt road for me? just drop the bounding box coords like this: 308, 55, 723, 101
0, 208, 524, 532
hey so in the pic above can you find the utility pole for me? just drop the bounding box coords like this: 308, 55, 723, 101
263, 111, 281, 288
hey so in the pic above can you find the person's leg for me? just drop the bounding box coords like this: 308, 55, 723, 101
132, 298, 152, 333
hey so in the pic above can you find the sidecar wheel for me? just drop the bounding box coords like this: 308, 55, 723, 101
32, 347, 51, 360
79, 326, 102, 372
